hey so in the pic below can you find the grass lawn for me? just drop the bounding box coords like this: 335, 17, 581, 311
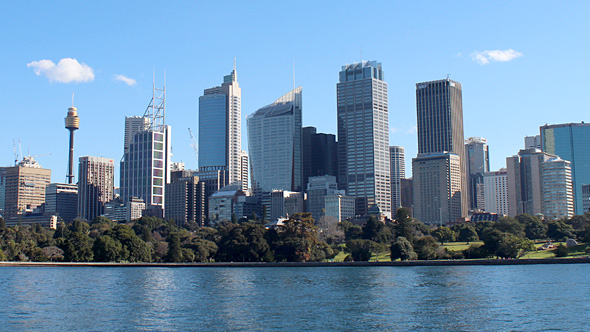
442, 241, 483, 252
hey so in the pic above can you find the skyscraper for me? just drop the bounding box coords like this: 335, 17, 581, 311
199, 67, 243, 189
165, 172, 206, 226
45, 183, 78, 223
541, 157, 574, 219
541, 122, 590, 215
78, 156, 115, 221
247, 87, 302, 193
389, 146, 405, 211
302, 126, 338, 191
465, 137, 490, 210
337, 60, 391, 218
120, 84, 171, 216
415, 78, 468, 217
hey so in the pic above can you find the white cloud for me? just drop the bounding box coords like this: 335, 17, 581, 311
114, 74, 137, 86
406, 126, 417, 134
27, 58, 95, 83
471, 49, 523, 65
390, 127, 399, 134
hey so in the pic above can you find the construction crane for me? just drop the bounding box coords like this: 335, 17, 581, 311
188, 128, 198, 168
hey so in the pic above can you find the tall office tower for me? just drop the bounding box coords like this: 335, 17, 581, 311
302, 126, 338, 191
240, 151, 249, 192
541, 157, 574, 219
412, 153, 462, 224
483, 169, 509, 216
306, 175, 340, 222
416, 78, 468, 217
45, 183, 78, 222
2, 157, 51, 223
120, 83, 171, 215
465, 137, 490, 210
198, 67, 242, 188
337, 61, 391, 218
524, 135, 542, 150
582, 184, 590, 213
166, 173, 206, 226
247, 87, 302, 193
78, 156, 115, 221
506, 148, 572, 218
541, 123, 590, 215
389, 146, 405, 211
64, 101, 80, 184
0, 167, 6, 214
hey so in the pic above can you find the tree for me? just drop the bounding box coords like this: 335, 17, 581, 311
546, 221, 574, 241
216, 222, 272, 262
165, 232, 184, 262
432, 226, 456, 244
523, 217, 547, 240
390, 237, 417, 261
93, 235, 123, 262
413, 236, 439, 260
346, 239, 383, 261
495, 217, 525, 237
395, 207, 411, 222
554, 243, 568, 257
62, 232, 94, 262
362, 216, 391, 244
454, 223, 479, 243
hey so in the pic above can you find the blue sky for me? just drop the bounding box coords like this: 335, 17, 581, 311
1, 1, 589, 183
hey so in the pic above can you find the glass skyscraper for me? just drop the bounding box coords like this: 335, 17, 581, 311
541, 122, 590, 215
415, 78, 468, 217
198, 68, 243, 189
465, 137, 490, 210
337, 60, 391, 218
389, 146, 405, 211
247, 87, 302, 193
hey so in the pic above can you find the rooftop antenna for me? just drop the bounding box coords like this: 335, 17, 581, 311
446, 73, 451, 80
361, 48, 363, 64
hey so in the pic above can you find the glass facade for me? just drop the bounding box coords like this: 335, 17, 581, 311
247, 87, 302, 193
541, 123, 590, 215
198, 69, 243, 189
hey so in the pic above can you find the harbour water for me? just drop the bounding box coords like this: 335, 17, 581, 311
1, 264, 589, 331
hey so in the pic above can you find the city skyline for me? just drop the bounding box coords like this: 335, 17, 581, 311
2, 2, 590, 185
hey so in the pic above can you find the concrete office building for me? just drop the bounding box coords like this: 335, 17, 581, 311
483, 169, 509, 216
45, 183, 78, 222
337, 60, 391, 218
525, 135, 542, 150
166, 173, 206, 226
465, 137, 490, 210
2, 157, 51, 223
199, 67, 244, 190
412, 153, 462, 224
390, 146, 405, 211
302, 126, 338, 191
541, 122, 590, 215
506, 148, 573, 218
78, 156, 115, 222
324, 194, 356, 222
415, 78, 468, 217
270, 190, 305, 221
582, 184, 590, 213
247, 87, 302, 193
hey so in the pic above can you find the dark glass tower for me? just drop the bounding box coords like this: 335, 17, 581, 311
302, 126, 338, 191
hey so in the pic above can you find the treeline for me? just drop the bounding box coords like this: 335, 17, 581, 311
1, 209, 589, 263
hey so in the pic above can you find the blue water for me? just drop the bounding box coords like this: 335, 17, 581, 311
1, 265, 589, 331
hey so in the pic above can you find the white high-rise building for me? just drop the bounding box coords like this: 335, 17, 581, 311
247, 87, 302, 193
483, 168, 509, 216
390, 146, 405, 211
199, 67, 242, 188
541, 157, 574, 219
337, 61, 391, 218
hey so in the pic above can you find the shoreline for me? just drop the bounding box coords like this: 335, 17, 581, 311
1, 257, 589, 268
